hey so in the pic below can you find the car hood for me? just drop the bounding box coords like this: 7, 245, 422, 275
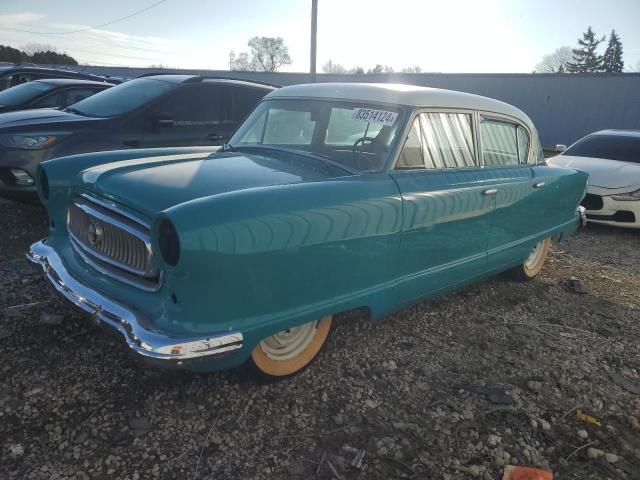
80, 149, 349, 214
548, 155, 640, 189
0, 108, 102, 129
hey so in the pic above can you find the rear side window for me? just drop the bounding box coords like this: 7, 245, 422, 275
396, 112, 476, 169
564, 134, 640, 164
481, 119, 519, 166
481, 118, 532, 166
517, 126, 530, 163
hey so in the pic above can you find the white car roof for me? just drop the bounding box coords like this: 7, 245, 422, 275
267, 82, 533, 128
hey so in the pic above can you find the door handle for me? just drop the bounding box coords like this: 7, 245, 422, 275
533, 181, 545, 188
123, 139, 141, 147
482, 188, 498, 196
206, 133, 224, 141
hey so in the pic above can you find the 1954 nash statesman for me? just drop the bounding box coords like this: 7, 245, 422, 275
28, 83, 588, 378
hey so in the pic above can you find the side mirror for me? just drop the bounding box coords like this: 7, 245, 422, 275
555, 144, 567, 153
153, 112, 174, 128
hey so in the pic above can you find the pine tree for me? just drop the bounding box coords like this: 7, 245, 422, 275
566, 27, 605, 73
602, 30, 624, 72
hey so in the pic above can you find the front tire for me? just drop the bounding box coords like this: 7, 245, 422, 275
249, 316, 333, 378
509, 238, 551, 281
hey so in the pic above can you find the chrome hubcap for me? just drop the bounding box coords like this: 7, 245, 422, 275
259, 320, 319, 360
525, 241, 545, 270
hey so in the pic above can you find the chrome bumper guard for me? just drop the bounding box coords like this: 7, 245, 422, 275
26, 241, 243, 363
577, 206, 587, 228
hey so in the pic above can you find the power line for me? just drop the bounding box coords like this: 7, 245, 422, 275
0, 0, 169, 35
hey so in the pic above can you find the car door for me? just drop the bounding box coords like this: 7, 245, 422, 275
140, 83, 234, 148
390, 110, 494, 306
480, 114, 550, 270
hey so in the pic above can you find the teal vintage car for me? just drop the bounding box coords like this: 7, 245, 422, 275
28, 83, 588, 377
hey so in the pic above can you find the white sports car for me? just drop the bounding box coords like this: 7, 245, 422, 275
548, 130, 640, 229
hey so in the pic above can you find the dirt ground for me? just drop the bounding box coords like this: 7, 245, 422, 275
1, 197, 639, 480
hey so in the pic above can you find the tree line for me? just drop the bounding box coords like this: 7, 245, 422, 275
0, 43, 78, 66
535, 27, 624, 73
229, 36, 422, 74
322, 61, 423, 74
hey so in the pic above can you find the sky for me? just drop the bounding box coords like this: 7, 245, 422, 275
0, 0, 639, 73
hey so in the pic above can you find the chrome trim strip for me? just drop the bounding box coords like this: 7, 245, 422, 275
69, 235, 163, 292
27, 241, 243, 362
79, 193, 151, 229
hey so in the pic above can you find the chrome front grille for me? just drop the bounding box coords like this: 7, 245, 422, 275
67, 195, 160, 290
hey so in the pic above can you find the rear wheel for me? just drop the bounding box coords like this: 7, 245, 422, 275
509, 238, 551, 281
249, 316, 333, 378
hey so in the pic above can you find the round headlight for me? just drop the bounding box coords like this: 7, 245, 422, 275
158, 219, 180, 266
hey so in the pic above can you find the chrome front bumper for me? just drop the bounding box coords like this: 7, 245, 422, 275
27, 241, 243, 363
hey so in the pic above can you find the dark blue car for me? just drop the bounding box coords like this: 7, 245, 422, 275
0, 79, 112, 113
0, 65, 120, 91
0, 75, 276, 201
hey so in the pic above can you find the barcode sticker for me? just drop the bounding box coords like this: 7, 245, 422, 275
351, 108, 398, 126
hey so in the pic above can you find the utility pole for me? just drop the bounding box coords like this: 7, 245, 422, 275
310, 0, 318, 82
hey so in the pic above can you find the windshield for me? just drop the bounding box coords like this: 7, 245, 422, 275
564, 134, 640, 164
227, 98, 405, 172
0, 81, 55, 106
68, 77, 176, 118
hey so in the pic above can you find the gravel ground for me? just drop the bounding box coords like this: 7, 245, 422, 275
1, 197, 640, 480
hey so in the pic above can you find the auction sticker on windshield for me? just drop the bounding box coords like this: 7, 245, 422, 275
351, 108, 398, 126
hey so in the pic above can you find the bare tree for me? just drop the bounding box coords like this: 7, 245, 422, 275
22, 43, 59, 56
247, 36, 291, 72
401, 65, 422, 73
229, 51, 255, 71
367, 64, 394, 74
322, 59, 346, 74
534, 46, 573, 73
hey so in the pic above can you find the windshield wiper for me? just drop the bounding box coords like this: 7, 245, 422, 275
230, 145, 354, 174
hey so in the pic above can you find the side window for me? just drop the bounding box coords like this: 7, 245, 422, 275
34, 88, 101, 108
535, 138, 545, 164
481, 119, 519, 166
67, 88, 102, 105
152, 85, 231, 124
232, 87, 267, 123
396, 113, 476, 169
517, 126, 530, 164
33, 91, 66, 108
420, 113, 475, 168
396, 118, 424, 168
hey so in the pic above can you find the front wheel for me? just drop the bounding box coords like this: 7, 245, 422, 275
509, 238, 551, 281
249, 316, 333, 378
